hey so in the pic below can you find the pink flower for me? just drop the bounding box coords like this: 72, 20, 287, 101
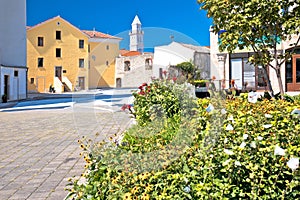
121, 104, 127, 111
139, 91, 145, 95
121, 104, 133, 112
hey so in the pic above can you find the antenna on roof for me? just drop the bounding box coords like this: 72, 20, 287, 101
170, 35, 174, 42
93, 27, 96, 36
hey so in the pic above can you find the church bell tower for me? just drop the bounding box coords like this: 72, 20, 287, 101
129, 15, 144, 53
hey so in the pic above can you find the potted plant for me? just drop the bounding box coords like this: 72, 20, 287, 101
190, 79, 210, 98
2, 94, 7, 103
192, 79, 208, 91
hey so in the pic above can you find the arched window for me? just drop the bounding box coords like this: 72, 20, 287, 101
116, 78, 122, 88
124, 61, 131, 71
145, 58, 152, 70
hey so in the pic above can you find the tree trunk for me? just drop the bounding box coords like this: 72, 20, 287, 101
262, 67, 274, 97
276, 67, 285, 98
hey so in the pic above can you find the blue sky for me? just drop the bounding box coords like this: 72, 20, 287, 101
26, 0, 212, 50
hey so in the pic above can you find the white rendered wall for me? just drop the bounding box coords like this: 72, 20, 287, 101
209, 29, 229, 83
0, 0, 27, 100
1, 67, 27, 100
0, 0, 27, 67
153, 42, 194, 78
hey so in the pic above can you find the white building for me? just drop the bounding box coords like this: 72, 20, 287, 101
153, 41, 210, 79
0, 0, 27, 101
129, 15, 144, 53
115, 15, 153, 88
210, 27, 300, 92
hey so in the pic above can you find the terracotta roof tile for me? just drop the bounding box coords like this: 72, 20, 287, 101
120, 51, 141, 57
119, 49, 130, 55
82, 30, 121, 40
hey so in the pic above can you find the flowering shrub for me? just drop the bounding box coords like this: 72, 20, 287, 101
194, 96, 300, 199
132, 81, 192, 126
66, 91, 300, 199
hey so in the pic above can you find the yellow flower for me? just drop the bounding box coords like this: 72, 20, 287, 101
138, 172, 151, 180
145, 185, 152, 193
123, 193, 132, 200
130, 186, 139, 194
141, 193, 150, 200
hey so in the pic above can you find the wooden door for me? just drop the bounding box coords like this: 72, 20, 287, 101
55, 66, 62, 81
78, 77, 85, 90
287, 55, 300, 91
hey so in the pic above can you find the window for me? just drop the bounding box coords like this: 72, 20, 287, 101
286, 58, 293, 83
56, 48, 61, 57
88, 44, 90, 53
30, 78, 34, 84
106, 61, 109, 66
38, 37, 44, 46
79, 39, 84, 49
257, 66, 268, 88
56, 30, 61, 40
230, 57, 268, 91
106, 45, 109, 50
124, 61, 130, 71
14, 70, 18, 77
38, 58, 44, 67
145, 58, 152, 70
79, 59, 84, 68
243, 59, 256, 88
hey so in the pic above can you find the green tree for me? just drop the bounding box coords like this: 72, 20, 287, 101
176, 61, 195, 79
198, 0, 300, 97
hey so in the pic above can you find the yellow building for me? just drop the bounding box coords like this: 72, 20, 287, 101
27, 16, 121, 93
83, 30, 121, 89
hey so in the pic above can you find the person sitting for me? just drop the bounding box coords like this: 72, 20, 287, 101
49, 85, 56, 93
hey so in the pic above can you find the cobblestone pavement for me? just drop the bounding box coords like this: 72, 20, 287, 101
0, 97, 133, 199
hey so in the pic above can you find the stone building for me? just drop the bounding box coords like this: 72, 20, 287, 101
115, 15, 154, 88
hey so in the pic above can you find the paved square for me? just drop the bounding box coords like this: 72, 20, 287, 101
0, 103, 132, 200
